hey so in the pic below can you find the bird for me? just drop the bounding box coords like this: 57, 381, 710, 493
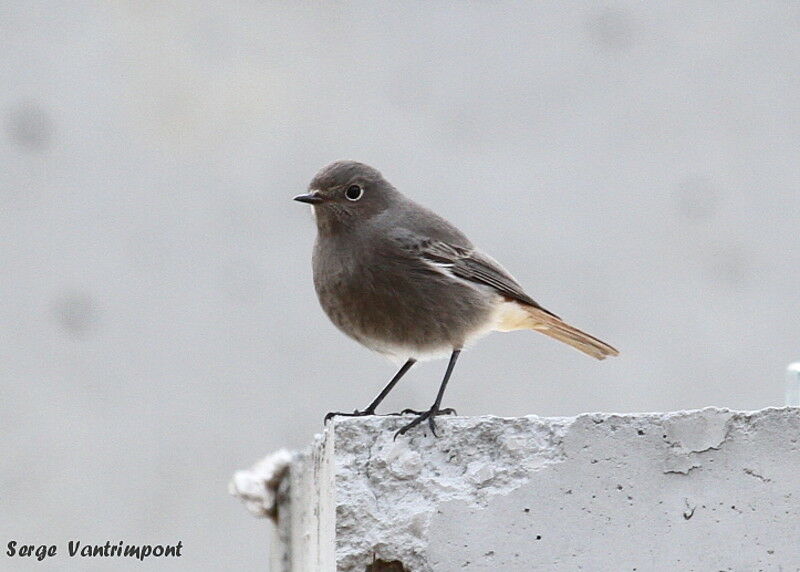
294, 160, 618, 437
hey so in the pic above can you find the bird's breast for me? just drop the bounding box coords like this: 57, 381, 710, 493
311, 237, 496, 358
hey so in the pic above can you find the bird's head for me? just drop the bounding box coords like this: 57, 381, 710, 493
294, 161, 397, 233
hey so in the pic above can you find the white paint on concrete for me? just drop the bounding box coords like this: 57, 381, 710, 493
235, 408, 800, 571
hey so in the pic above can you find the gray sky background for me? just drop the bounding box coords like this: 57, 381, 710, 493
2, 2, 799, 570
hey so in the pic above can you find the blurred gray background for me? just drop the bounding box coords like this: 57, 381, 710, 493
2, 2, 798, 570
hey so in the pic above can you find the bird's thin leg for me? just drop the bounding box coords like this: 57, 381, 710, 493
325, 359, 416, 422
395, 349, 461, 438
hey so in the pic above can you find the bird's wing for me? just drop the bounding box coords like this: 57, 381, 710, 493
393, 233, 560, 319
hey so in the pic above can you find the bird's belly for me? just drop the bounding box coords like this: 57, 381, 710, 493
315, 265, 497, 361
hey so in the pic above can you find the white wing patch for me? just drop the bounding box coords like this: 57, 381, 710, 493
421, 258, 496, 294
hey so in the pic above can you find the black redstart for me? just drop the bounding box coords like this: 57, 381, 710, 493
295, 161, 618, 437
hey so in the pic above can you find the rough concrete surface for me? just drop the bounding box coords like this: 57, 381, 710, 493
235, 408, 800, 571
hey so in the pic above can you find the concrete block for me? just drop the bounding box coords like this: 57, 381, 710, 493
231, 408, 800, 571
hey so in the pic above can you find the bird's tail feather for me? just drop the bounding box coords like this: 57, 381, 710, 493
497, 301, 619, 360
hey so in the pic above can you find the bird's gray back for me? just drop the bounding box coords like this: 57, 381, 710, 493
376, 195, 473, 248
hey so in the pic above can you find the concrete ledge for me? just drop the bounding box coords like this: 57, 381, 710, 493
231, 408, 800, 571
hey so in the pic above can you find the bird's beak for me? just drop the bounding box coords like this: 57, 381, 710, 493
293, 191, 324, 205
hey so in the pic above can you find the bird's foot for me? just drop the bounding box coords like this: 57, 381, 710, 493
387, 407, 457, 416
324, 408, 375, 423
394, 405, 455, 439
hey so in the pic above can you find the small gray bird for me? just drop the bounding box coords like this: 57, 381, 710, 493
295, 161, 618, 437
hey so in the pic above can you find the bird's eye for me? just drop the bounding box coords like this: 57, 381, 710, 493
345, 185, 363, 201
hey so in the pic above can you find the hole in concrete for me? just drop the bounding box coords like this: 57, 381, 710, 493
536, 535, 542, 540
366, 559, 409, 572
637, 429, 645, 435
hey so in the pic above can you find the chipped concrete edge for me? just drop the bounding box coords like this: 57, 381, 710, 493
231, 407, 799, 571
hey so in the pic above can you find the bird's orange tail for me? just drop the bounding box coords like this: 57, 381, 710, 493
495, 301, 619, 360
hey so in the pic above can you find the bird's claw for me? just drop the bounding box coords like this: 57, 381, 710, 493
435, 407, 457, 416
400, 408, 424, 415
387, 407, 457, 416
324, 409, 375, 423
393, 406, 454, 439
385, 408, 424, 416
